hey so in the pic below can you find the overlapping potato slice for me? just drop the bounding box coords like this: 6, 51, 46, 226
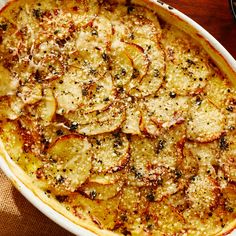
185, 173, 219, 216
77, 103, 126, 136
66, 0, 100, 27
186, 98, 225, 142
162, 25, 212, 95
219, 132, 236, 182
17, 82, 42, 105
147, 200, 186, 235
35, 88, 56, 123
89, 170, 124, 185
116, 186, 148, 231
43, 135, 92, 194
0, 96, 24, 120
79, 180, 123, 200
90, 132, 129, 173
129, 125, 185, 186
53, 68, 115, 114
141, 90, 189, 135
0, 64, 18, 97
183, 141, 219, 172
110, 48, 133, 87
121, 100, 141, 135
71, 193, 119, 230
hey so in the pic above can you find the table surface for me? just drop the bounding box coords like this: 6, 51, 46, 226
1, 1, 236, 236
164, 0, 236, 59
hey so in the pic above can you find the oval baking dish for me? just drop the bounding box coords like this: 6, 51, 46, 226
0, 0, 235, 235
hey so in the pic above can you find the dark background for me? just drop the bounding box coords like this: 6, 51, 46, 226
164, 0, 236, 59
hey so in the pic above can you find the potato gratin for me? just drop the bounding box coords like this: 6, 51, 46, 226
0, 0, 235, 235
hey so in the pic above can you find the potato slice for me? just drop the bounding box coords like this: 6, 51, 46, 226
122, 101, 141, 135
143, 90, 189, 131
186, 173, 218, 216
186, 99, 225, 142
0, 64, 18, 97
219, 132, 236, 182
43, 135, 92, 194
71, 193, 119, 230
205, 73, 231, 108
54, 68, 115, 114
111, 48, 133, 87
89, 170, 124, 185
134, 40, 165, 97
90, 132, 129, 173
0, 96, 24, 120
79, 180, 123, 200
77, 103, 126, 136
0, 121, 24, 161
36, 88, 56, 123
162, 25, 212, 95
18, 82, 42, 105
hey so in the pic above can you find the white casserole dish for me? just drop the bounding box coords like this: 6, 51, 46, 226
0, 0, 235, 235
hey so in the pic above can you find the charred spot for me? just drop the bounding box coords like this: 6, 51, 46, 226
146, 192, 155, 202
55, 195, 68, 203
113, 136, 123, 148
103, 97, 110, 102
130, 166, 143, 179
69, 122, 78, 131
219, 135, 229, 151
0, 23, 8, 31
89, 190, 97, 200
117, 85, 124, 93
156, 139, 166, 154
225, 206, 234, 213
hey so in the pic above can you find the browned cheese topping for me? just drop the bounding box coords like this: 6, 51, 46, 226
0, 0, 235, 235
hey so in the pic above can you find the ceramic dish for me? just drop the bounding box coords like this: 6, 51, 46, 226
0, 0, 236, 235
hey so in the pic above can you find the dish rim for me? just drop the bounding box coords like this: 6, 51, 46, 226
0, 0, 235, 235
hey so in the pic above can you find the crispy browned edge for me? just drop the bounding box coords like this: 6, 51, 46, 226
0, 0, 235, 235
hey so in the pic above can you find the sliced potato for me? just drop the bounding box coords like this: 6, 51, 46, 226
35, 88, 56, 123
143, 90, 189, 130
219, 132, 236, 182
89, 170, 124, 185
90, 132, 129, 173
71, 193, 119, 230
186, 174, 218, 216
0, 64, 18, 97
0, 121, 24, 160
186, 99, 225, 142
18, 82, 42, 105
79, 180, 123, 200
162, 25, 212, 95
122, 101, 141, 135
44, 135, 92, 194
77, 103, 126, 136
205, 72, 231, 108
111, 48, 133, 87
